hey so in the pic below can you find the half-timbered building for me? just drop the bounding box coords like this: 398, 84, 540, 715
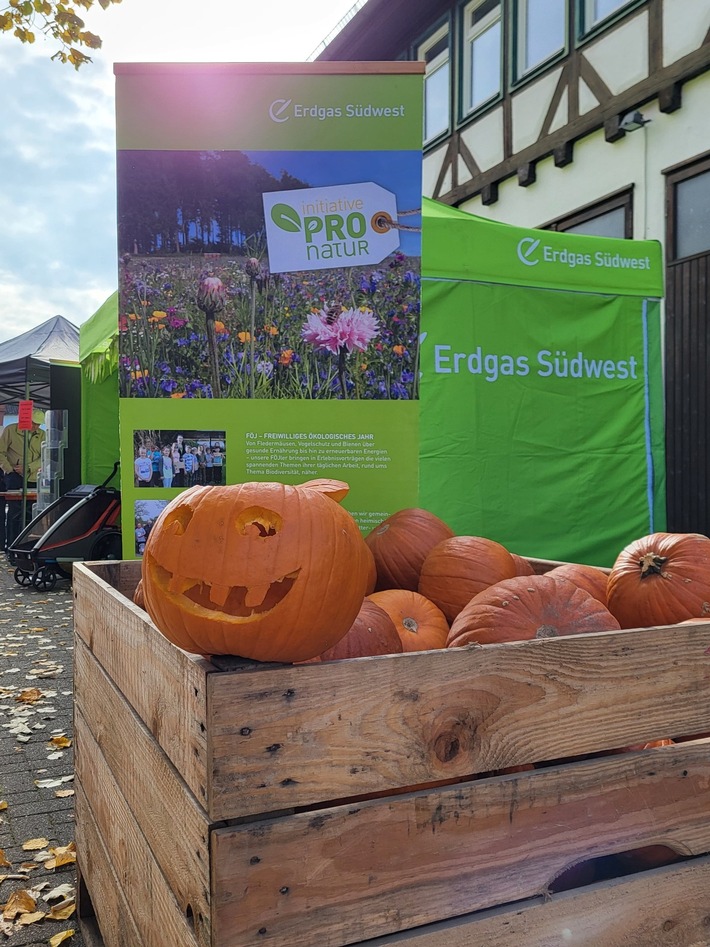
316, 0, 710, 536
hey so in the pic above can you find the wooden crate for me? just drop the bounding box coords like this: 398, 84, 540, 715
73, 559, 710, 947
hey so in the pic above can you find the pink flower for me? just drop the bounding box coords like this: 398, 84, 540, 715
301, 307, 379, 356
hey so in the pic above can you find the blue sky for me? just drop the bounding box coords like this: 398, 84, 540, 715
0, 0, 360, 342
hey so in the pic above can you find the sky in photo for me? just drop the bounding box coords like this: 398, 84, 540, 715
0, 0, 361, 342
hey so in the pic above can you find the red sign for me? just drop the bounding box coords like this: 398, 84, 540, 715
17, 400, 34, 431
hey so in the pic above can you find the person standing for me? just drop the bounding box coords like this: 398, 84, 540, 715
149, 442, 162, 486
161, 446, 174, 488
134, 447, 153, 487
212, 447, 224, 484
204, 447, 213, 484
0, 409, 45, 549
183, 447, 197, 487
172, 442, 185, 487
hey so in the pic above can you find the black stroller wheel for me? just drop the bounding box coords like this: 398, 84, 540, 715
91, 532, 123, 561
14, 568, 33, 587
32, 567, 57, 592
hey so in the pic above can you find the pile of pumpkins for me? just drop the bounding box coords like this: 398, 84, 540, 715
136, 477, 710, 666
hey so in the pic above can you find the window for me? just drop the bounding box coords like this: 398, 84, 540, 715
544, 190, 633, 238
462, 0, 502, 116
515, 0, 566, 78
581, 0, 636, 33
418, 25, 451, 143
667, 158, 710, 260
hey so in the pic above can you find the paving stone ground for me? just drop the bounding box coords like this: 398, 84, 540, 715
0, 560, 86, 946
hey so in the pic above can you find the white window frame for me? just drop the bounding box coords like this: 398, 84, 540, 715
462, 0, 502, 117
418, 24, 451, 144
515, 0, 566, 80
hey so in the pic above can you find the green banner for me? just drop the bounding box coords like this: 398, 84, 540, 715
116, 63, 423, 559
115, 64, 424, 152
419, 278, 665, 567
423, 198, 663, 297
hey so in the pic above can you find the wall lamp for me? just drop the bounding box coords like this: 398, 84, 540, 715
620, 110, 651, 132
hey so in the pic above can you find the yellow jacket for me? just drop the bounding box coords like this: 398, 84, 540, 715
0, 424, 45, 481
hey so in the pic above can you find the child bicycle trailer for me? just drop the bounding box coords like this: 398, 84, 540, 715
8, 462, 122, 591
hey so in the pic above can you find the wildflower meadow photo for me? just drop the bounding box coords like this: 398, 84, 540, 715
117, 149, 422, 400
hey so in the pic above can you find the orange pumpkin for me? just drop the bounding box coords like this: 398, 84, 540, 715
546, 562, 609, 606
368, 589, 449, 652
363, 543, 378, 595
133, 578, 145, 609
607, 532, 710, 628
141, 479, 372, 662
511, 553, 535, 576
365, 508, 455, 592
316, 599, 403, 661
447, 575, 620, 648
419, 536, 518, 623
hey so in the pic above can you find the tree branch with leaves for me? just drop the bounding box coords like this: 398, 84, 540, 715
0, 0, 121, 68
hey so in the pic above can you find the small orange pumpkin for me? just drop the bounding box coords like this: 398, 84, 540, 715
607, 532, 710, 628
419, 536, 518, 623
141, 478, 372, 662
315, 599, 403, 661
365, 508, 455, 592
546, 562, 609, 606
133, 578, 145, 609
447, 575, 620, 648
368, 589, 449, 652
511, 553, 535, 576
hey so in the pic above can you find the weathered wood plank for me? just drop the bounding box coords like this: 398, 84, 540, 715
207, 622, 710, 816
75, 784, 145, 947
352, 854, 710, 947
74, 636, 212, 942
73, 562, 212, 812
75, 707, 203, 947
211, 741, 710, 946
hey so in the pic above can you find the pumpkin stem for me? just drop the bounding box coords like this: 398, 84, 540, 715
535, 625, 559, 638
638, 552, 667, 578
402, 617, 419, 634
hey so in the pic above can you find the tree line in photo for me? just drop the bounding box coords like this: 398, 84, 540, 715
117, 150, 308, 256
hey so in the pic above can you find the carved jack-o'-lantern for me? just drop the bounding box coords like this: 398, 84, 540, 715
141, 479, 372, 663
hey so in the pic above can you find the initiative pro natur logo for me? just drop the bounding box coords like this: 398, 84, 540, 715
262, 183, 401, 274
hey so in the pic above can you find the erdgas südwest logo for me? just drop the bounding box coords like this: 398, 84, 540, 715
516, 235, 653, 272
263, 183, 400, 274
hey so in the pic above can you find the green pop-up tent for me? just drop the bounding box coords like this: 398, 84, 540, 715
419, 198, 665, 567
79, 292, 120, 486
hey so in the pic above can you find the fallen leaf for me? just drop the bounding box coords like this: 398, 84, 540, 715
18, 910, 46, 925
2, 887, 36, 920
35, 775, 74, 789
15, 688, 43, 704
49, 930, 75, 946
48, 899, 76, 920
49, 735, 71, 749
0, 850, 11, 868
22, 838, 50, 851
0, 801, 8, 811
55, 789, 75, 798
46, 883, 75, 902
45, 842, 77, 870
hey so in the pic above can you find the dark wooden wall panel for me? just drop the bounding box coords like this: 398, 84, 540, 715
665, 253, 710, 533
